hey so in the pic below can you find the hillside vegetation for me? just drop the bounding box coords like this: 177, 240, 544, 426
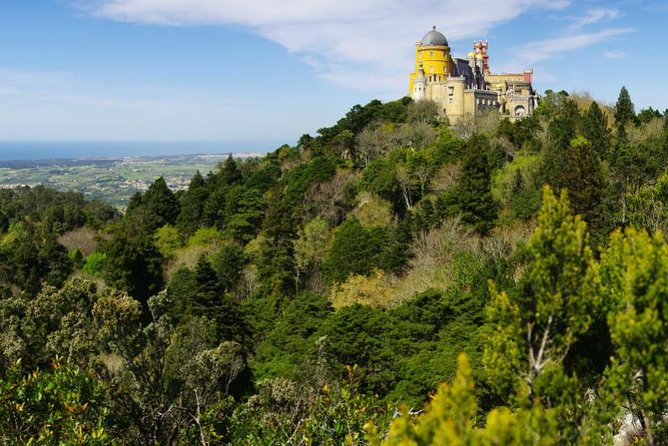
1, 88, 668, 444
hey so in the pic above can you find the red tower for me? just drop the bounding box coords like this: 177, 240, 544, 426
473, 40, 490, 74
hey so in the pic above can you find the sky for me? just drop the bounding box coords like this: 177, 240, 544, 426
0, 0, 665, 145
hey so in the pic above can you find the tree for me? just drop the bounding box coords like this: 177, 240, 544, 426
484, 186, 603, 442
323, 219, 405, 285
192, 256, 219, 316
581, 101, 611, 160
454, 134, 497, 235
559, 136, 609, 231
406, 99, 440, 126
103, 224, 164, 314
294, 216, 330, 293
545, 97, 580, 155
0, 360, 113, 445
210, 244, 245, 295
97, 292, 247, 445
602, 229, 668, 444
615, 86, 636, 133
222, 186, 265, 241
638, 107, 662, 124
217, 154, 242, 187
127, 177, 180, 230
372, 353, 560, 446
176, 171, 209, 237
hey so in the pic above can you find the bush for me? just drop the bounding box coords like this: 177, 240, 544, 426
82, 252, 106, 275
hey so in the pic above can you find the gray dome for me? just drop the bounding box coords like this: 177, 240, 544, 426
421, 27, 448, 46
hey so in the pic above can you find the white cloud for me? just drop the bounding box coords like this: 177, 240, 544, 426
508, 28, 634, 68
604, 50, 629, 59
571, 7, 623, 28
75, 0, 571, 94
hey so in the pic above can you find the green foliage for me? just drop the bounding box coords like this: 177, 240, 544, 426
452, 134, 498, 234
534, 89, 570, 120
406, 99, 440, 126
210, 244, 245, 294
102, 223, 163, 311
0, 360, 114, 445
582, 101, 611, 160
375, 353, 560, 446
231, 376, 392, 446
615, 85, 636, 130
484, 186, 604, 443
0, 185, 118, 235
14, 91, 668, 444
154, 224, 181, 258
0, 227, 72, 296
601, 229, 668, 444
497, 116, 542, 150
638, 106, 662, 124
126, 176, 180, 230
323, 218, 406, 284
253, 292, 333, 380
493, 154, 542, 220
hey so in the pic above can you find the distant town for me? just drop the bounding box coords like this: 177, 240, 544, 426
0, 153, 260, 209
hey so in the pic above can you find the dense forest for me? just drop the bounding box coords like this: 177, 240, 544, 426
1, 87, 668, 445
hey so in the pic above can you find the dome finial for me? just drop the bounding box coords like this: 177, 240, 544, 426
432, 25, 436, 30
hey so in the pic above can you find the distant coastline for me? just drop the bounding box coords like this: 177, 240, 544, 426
0, 140, 284, 162
0, 152, 263, 208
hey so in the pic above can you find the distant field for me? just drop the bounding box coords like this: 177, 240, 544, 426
0, 153, 258, 209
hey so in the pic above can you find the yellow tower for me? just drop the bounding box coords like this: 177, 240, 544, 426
409, 26, 453, 94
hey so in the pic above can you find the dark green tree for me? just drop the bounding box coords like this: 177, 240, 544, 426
102, 225, 164, 314
637, 106, 662, 124
454, 134, 497, 235
126, 177, 180, 230
581, 101, 611, 160
217, 154, 243, 187
323, 218, 405, 284
176, 171, 209, 237
559, 136, 609, 231
192, 256, 219, 316
614, 86, 636, 133
211, 244, 245, 294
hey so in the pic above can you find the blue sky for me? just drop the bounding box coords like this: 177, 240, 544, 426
0, 0, 664, 144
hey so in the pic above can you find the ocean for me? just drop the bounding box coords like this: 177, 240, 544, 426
0, 140, 285, 161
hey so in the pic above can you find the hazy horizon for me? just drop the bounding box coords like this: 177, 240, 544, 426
0, 140, 286, 161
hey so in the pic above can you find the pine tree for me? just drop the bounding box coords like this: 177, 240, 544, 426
581, 101, 611, 160
193, 255, 219, 314
143, 177, 180, 226
455, 134, 497, 235
218, 154, 242, 187
560, 136, 608, 229
602, 229, 668, 445
547, 97, 580, 152
127, 177, 180, 230
176, 171, 209, 237
484, 186, 603, 441
614, 86, 636, 132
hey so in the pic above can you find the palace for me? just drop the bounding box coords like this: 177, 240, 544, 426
409, 27, 536, 122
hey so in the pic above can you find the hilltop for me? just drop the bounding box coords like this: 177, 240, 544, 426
1, 89, 668, 444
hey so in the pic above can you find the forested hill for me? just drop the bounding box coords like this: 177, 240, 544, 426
1, 87, 668, 444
